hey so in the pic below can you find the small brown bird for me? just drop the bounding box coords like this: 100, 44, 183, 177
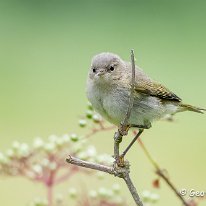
86, 52, 205, 129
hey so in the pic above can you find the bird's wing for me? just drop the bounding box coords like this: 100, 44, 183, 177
135, 80, 182, 102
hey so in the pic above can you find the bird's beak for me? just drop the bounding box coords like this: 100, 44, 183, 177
97, 69, 106, 76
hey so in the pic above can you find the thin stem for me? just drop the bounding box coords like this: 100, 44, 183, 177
121, 129, 144, 158
47, 185, 53, 206
138, 138, 159, 170
138, 138, 189, 206
156, 170, 189, 206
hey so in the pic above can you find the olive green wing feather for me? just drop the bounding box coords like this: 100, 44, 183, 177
135, 80, 182, 102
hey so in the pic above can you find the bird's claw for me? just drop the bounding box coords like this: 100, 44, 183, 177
118, 123, 130, 136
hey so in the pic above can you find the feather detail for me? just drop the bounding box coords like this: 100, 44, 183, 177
135, 80, 182, 102
179, 104, 206, 114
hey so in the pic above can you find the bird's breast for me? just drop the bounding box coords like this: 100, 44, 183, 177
87, 81, 130, 125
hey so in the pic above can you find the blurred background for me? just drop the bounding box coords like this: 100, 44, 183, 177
0, 0, 206, 205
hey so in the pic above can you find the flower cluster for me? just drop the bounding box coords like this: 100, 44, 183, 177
0, 103, 161, 206
0, 132, 115, 183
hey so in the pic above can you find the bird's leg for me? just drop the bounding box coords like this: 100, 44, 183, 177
118, 122, 130, 136
120, 129, 144, 159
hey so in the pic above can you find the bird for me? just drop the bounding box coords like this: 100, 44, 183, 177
86, 52, 205, 130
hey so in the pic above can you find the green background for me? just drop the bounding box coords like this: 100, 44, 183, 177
0, 0, 205, 205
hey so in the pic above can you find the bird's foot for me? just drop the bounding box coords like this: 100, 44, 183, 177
115, 155, 125, 167
118, 123, 130, 136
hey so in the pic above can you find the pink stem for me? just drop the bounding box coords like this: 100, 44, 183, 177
47, 185, 53, 206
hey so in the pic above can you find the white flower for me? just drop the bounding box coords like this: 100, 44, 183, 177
33, 137, 44, 149
48, 134, 58, 143
32, 164, 43, 175
33, 197, 48, 206
0, 152, 8, 164
44, 142, 56, 153
98, 187, 108, 197
77, 152, 88, 160
55, 193, 63, 203
86, 145, 97, 157
68, 188, 77, 198
56, 138, 64, 147
18, 143, 30, 157
6, 149, 14, 158
96, 154, 114, 165
89, 190, 98, 198
113, 196, 124, 204
12, 141, 20, 150
96, 171, 105, 180
41, 158, 50, 167
61, 134, 71, 143
150, 193, 160, 203
106, 189, 114, 198
142, 190, 151, 202
49, 162, 57, 171
112, 183, 121, 193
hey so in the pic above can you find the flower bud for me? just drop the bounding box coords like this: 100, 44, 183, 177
92, 114, 102, 123
70, 133, 79, 142
79, 119, 87, 127
87, 102, 93, 110
68, 188, 77, 199
142, 190, 151, 202
150, 193, 160, 203
86, 110, 93, 119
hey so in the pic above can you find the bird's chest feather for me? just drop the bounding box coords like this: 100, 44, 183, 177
87, 82, 129, 124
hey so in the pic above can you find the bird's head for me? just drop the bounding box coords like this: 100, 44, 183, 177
88, 52, 126, 84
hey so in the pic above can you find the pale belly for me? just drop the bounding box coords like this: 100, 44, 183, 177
87, 85, 178, 127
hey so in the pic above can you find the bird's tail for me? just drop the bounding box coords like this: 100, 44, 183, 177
179, 103, 206, 114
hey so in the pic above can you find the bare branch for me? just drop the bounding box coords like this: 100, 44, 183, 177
66, 156, 114, 175
123, 172, 143, 206
66, 156, 144, 206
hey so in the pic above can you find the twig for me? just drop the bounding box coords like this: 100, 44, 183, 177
66, 156, 114, 175
156, 170, 189, 206
121, 49, 136, 128
138, 138, 190, 206
66, 156, 143, 206
66, 50, 144, 206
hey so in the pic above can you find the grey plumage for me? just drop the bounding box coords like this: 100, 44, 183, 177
86, 52, 205, 128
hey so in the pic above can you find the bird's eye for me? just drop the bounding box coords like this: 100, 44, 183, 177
110, 66, 114, 71
93, 68, 96, 73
